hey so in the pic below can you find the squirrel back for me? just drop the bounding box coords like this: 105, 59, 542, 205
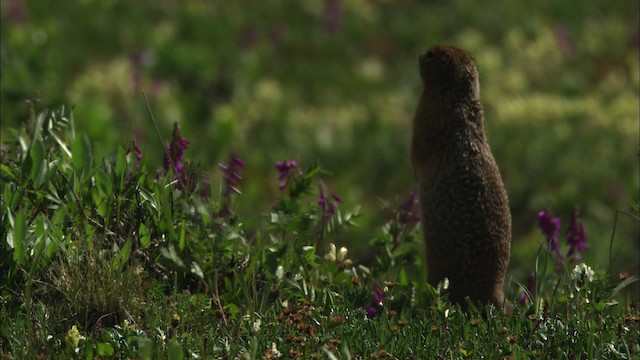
411, 45, 511, 308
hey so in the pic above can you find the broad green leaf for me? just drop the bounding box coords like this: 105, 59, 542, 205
167, 339, 184, 360
32, 111, 46, 142
72, 133, 93, 172
12, 208, 27, 265
96, 342, 114, 356
49, 130, 72, 159
137, 336, 153, 360
399, 267, 409, 286
0, 164, 16, 181
7, 184, 26, 209
138, 188, 158, 212
161, 196, 176, 241
21, 149, 33, 180
223, 303, 241, 318
119, 239, 132, 267
139, 223, 151, 248
29, 140, 47, 185
32, 215, 49, 262
94, 170, 112, 196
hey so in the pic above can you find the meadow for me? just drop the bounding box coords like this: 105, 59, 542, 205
1, 0, 639, 358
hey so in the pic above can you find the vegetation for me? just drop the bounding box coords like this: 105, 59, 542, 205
1, 0, 638, 358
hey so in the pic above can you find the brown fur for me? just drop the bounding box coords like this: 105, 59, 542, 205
411, 46, 511, 308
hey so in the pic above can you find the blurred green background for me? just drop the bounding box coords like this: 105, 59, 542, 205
2, 0, 638, 284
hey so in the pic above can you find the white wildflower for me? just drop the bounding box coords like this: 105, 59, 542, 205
325, 243, 337, 262
337, 246, 348, 262
252, 318, 261, 333
572, 263, 595, 288
269, 342, 282, 358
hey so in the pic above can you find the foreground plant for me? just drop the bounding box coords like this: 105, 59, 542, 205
0, 107, 638, 359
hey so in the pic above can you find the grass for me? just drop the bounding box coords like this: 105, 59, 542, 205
0, 107, 638, 359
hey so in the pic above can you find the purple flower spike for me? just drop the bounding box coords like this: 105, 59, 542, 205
162, 123, 190, 181
318, 186, 340, 220
399, 191, 421, 226
132, 140, 142, 171
365, 303, 376, 318
275, 160, 300, 190
220, 154, 246, 195
219, 154, 246, 216
372, 283, 384, 305
364, 283, 385, 318
538, 210, 562, 258
565, 208, 587, 259
518, 293, 527, 306
519, 274, 536, 306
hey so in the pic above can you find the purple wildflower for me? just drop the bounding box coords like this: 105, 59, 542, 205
519, 274, 536, 306
318, 186, 341, 220
132, 140, 142, 171
372, 283, 384, 305
565, 208, 587, 259
161, 123, 190, 183
275, 160, 301, 190
219, 154, 246, 216
364, 283, 385, 318
323, 0, 342, 34
538, 210, 562, 258
399, 191, 420, 226
553, 23, 576, 57
518, 293, 527, 306
6, 0, 27, 23
365, 303, 376, 318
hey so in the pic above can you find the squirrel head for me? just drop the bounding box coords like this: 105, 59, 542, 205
418, 46, 480, 101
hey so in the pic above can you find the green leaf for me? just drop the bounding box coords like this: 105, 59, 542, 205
399, 267, 409, 286
223, 303, 241, 318
0, 164, 16, 181
12, 208, 27, 265
611, 275, 639, 298
72, 133, 93, 171
32, 111, 46, 142
167, 339, 184, 360
137, 336, 153, 360
139, 223, 151, 248
178, 222, 186, 251
160, 245, 185, 268
138, 188, 158, 212
114, 146, 127, 186
26, 139, 46, 183
113, 239, 132, 270
190, 261, 204, 279
32, 215, 50, 267
96, 342, 114, 356
49, 130, 72, 159
7, 184, 26, 209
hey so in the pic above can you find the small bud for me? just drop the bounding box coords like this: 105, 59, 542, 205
337, 247, 348, 262
171, 313, 180, 328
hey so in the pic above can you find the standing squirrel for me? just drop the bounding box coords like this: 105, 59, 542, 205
411, 46, 511, 308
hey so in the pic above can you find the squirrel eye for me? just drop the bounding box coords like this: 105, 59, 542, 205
425, 50, 435, 59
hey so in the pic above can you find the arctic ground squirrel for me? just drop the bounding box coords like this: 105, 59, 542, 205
411, 45, 511, 308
